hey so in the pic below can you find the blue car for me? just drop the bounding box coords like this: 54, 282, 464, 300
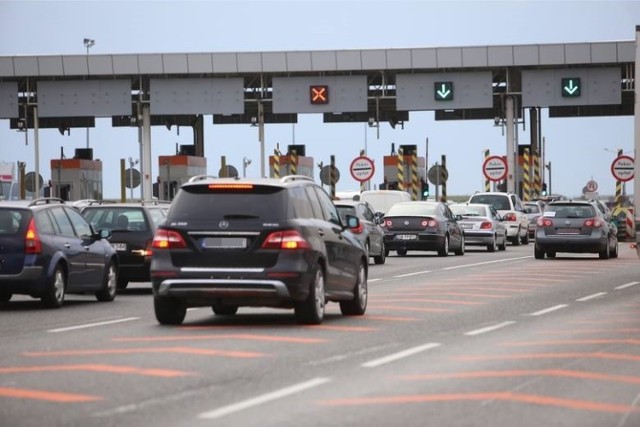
0, 198, 118, 307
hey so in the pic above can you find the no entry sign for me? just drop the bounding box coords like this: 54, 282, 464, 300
611, 155, 634, 182
482, 156, 507, 182
350, 156, 375, 182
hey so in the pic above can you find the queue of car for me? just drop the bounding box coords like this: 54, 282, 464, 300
0, 184, 619, 320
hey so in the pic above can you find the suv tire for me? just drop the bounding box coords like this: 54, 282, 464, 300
295, 267, 325, 325
437, 235, 449, 257
373, 242, 386, 265
154, 297, 187, 325
340, 261, 367, 316
211, 303, 239, 316
42, 265, 66, 308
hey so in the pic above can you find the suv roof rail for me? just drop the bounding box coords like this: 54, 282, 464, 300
140, 199, 172, 205
28, 197, 66, 206
187, 174, 219, 183
280, 175, 314, 183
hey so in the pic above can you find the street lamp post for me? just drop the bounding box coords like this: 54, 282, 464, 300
243, 157, 252, 178
83, 38, 95, 149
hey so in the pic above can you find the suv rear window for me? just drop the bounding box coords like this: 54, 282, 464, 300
169, 185, 287, 222
469, 194, 511, 211
83, 208, 150, 231
546, 204, 596, 218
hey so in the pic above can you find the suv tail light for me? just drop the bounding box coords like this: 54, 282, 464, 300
152, 229, 187, 249
584, 218, 603, 228
261, 230, 310, 250
24, 218, 42, 254
503, 213, 517, 221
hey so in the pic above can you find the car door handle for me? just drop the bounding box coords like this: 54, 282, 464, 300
83, 246, 91, 251
64, 243, 71, 249
318, 230, 325, 237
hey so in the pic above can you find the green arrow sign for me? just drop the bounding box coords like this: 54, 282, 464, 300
434, 81, 453, 101
561, 77, 581, 97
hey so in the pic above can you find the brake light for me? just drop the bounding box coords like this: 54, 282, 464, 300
24, 218, 42, 254
584, 218, 603, 228
144, 239, 153, 257
261, 230, 310, 250
208, 184, 253, 190
152, 229, 187, 249
503, 213, 517, 221
384, 220, 393, 227
421, 219, 437, 228
480, 221, 492, 229
537, 217, 553, 227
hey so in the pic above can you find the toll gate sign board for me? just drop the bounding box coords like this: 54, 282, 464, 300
350, 156, 375, 182
482, 156, 507, 182
611, 155, 634, 182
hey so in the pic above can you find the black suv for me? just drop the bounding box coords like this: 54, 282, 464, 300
150, 175, 368, 325
81, 201, 169, 289
0, 198, 118, 307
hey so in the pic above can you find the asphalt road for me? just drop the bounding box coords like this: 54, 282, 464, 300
1, 243, 639, 427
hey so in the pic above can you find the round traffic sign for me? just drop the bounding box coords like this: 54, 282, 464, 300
218, 165, 239, 178
320, 165, 340, 185
124, 168, 141, 189
611, 155, 634, 182
427, 165, 448, 185
349, 156, 375, 182
24, 172, 43, 193
586, 180, 598, 192
482, 156, 508, 182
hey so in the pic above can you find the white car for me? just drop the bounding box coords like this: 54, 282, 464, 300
468, 192, 530, 245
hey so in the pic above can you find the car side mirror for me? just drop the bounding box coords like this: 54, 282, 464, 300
345, 214, 360, 229
97, 228, 112, 240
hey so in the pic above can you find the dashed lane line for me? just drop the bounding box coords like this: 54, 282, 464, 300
394, 270, 432, 278
443, 256, 532, 271
362, 343, 441, 368
527, 304, 568, 317
576, 292, 607, 302
615, 281, 640, 290
48, 317, 140, 333
198, 377, 330, 419
464, 321, 516, 336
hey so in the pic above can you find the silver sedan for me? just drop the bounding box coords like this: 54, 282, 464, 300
449, 203, 508, 252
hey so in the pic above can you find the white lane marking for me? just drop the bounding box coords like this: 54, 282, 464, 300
464, 321, 516, 336
528, 304, 568, 317
186, 307, 201, 312
394, 270, 431, 278
198, 377, 330, 419
48, 317, 140, 333
615, 281, 640, 290
443, 256, 532, 270
368, 278, 383, 283
576, 292, 607, 302
362, 343, 441, 368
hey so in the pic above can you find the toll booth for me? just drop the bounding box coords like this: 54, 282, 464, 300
50, 149, 103, 201
268, 145, 314, 178
157, 155, 207, 200
382, 145, 426, 199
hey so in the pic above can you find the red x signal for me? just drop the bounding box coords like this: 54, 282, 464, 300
310, 85, 329, 104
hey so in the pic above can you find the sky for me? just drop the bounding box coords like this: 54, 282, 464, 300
1, 0, 639, 199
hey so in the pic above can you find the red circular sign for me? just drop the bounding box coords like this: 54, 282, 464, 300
482, 156, 508, 182
349, 156, 375, 182
611, 155, 635, 182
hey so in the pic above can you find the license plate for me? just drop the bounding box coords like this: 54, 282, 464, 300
557, 228, 580, 234
460, 223, 473, 229
111, 243, 127, 251
202, 237, 247, 248
396, 234, 417, 240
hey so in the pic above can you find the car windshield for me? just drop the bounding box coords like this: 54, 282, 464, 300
83, 208, 150, 231
545, 204, 596, 218
450, 205, 486, 217
469, 194, 511, 211
169, 185, 287, 222
386, 203, 437, 216
335, 205, 357, 223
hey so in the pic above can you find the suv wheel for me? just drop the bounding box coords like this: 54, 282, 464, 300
373, 242, 386, 265
534, 245, 545, 259
599, 242, 610, 259
0, 292, 11, 302
154, 297, 187, 325
211, 303, 239, 316
295, 267, 325, 325
96, 261, 117, 302
42, 265, 66, 308
340, 261, 367, 316
117, 278, 129, 290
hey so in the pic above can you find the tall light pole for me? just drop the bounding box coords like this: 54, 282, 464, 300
243, 157, 252, 178
83, 38, 95, 149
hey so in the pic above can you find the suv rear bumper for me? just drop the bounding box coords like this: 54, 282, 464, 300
155, 278, 292, 299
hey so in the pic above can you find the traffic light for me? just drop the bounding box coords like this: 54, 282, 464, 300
541, 183, 547, 196
422, 181, 430, 200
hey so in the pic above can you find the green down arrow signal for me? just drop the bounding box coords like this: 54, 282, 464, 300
434, 82, 453, 101
561, 78, 581, 97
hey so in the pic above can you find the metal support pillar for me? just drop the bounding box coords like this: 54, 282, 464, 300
258, 101, 265, 178
141, 104, 152, 201
634, 25, 640, 256
505, 96, 516, 193
194, 114, 204, 157
33, 106, 40, 197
